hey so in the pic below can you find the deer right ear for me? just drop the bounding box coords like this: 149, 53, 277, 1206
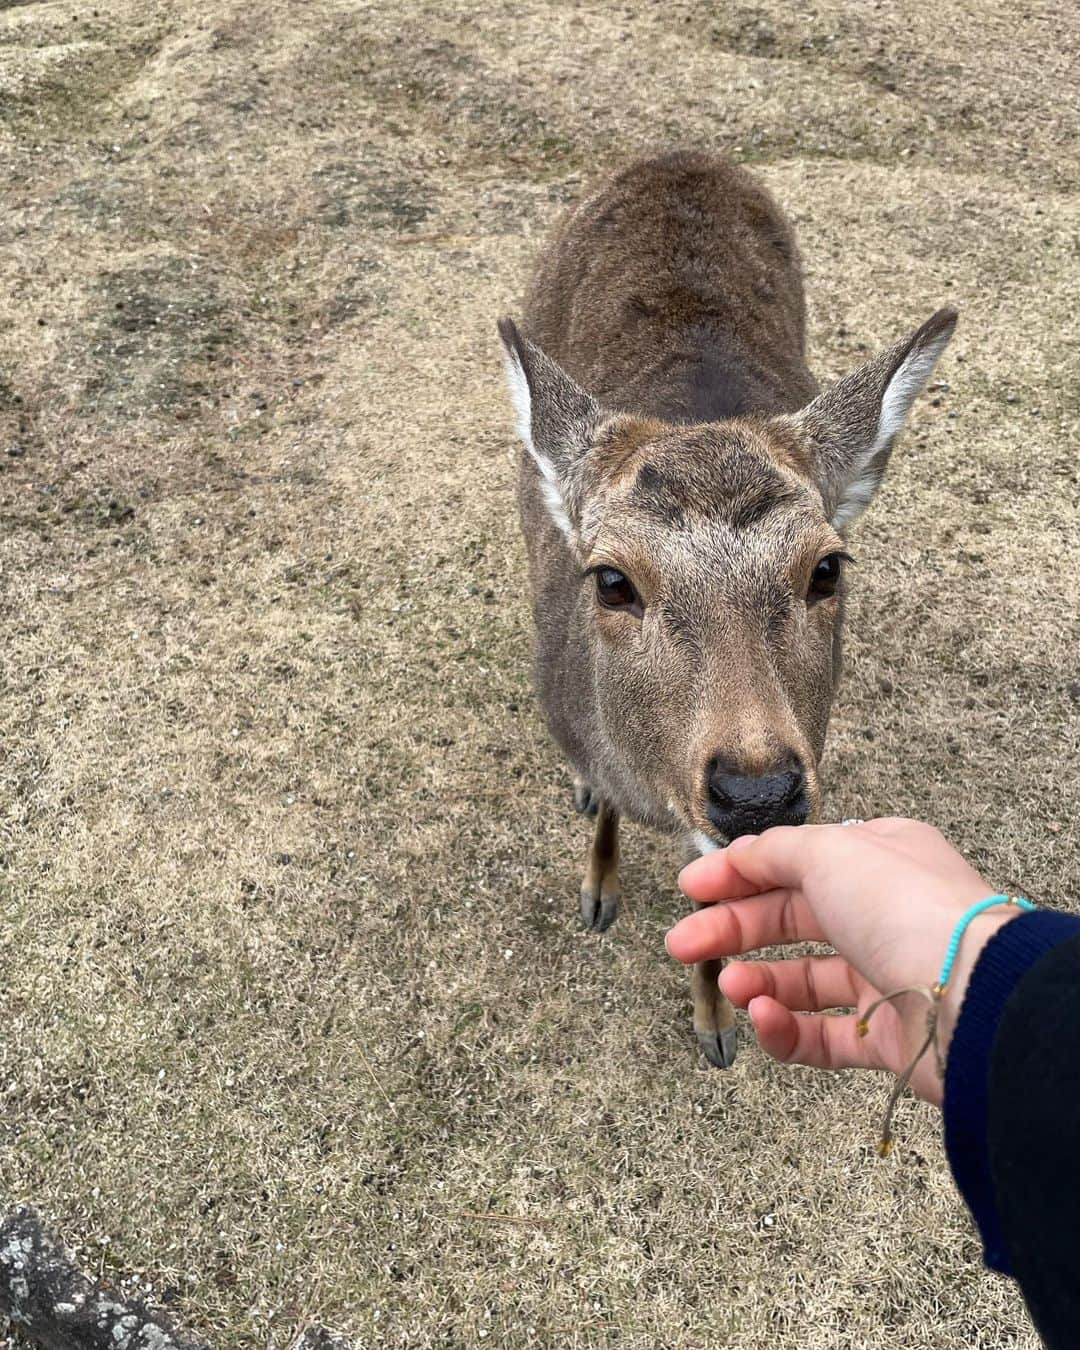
787, 308, 958, 531
497, 317, 603, 541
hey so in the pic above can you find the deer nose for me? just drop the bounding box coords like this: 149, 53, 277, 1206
705, 754, 808, 838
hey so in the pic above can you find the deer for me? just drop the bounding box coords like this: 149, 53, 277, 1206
497, 150, 956, 1069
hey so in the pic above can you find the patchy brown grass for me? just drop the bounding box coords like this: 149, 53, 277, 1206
0, 1, 1076, 1346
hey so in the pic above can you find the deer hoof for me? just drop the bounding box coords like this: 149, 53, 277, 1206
580, 883, 619, 932
697, 1026, 738, 1069
573, 778, 600, 816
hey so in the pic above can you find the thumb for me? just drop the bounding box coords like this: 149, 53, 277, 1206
680, 825, 823, 903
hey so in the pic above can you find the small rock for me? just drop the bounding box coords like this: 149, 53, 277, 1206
5, 444, 25, 458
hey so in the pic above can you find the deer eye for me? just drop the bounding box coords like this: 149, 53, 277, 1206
593, 566, 642, 615
808, 552, 849, 602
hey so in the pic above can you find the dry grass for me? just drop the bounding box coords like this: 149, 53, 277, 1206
0, 1, 1077, 1346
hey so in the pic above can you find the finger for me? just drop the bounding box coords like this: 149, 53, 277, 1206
746, 996, 878, 1072
665, 889, 826, 964
678, 845, 763, 903
679, 825, 837, 901
720, 954, 862, 1012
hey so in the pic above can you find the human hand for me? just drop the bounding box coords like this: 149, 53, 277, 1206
667, 819, 1015, 1106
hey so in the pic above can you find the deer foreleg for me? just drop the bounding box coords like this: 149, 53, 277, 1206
580, 800, 620, 932
691, 923, 738, 1069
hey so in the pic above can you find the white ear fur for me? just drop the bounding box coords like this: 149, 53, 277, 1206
500, 343, 575, 539
874, 324, 954, 452
829, 317, 955, 530
830, 481, 877, 531
501, 342, 533, 455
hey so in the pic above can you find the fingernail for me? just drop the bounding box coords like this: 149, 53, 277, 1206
728, 833, 759, 851
676, 859, 703, 891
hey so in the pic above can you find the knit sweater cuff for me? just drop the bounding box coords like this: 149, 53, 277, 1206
944, 909, 1080, 1274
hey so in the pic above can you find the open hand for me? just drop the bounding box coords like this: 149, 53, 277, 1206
667, 819, 1013, 1105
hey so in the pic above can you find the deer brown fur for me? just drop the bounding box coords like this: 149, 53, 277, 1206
499, 151, 956, 1067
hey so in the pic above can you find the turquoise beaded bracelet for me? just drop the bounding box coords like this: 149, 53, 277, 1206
936, 893, 1036, 992
857, 890, 1036, 1157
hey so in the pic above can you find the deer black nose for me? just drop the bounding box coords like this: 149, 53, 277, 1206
706, 754, 808, 838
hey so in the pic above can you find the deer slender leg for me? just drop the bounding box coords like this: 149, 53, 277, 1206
691, 898, 738, 1067
580, 800, 620, 932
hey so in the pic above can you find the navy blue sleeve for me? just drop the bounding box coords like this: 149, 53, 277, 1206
943, 909, 1080, 1274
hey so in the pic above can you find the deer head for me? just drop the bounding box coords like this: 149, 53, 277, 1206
499, 309, 956, 844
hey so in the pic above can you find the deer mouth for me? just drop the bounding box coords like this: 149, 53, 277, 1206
684, 783, 814, 855
689, 828, 723, 856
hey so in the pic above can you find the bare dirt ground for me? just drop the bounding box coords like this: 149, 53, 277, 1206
0, 1, 1077, 1345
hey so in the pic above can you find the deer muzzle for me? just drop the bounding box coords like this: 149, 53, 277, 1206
704, 751, 809, 839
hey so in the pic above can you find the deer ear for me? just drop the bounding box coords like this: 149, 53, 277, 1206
790, 308, 958, 530
498, 317, 603, 540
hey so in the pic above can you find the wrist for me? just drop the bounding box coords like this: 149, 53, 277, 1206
937, 909, 1019, 1053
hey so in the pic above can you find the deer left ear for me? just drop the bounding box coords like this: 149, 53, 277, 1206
789, 308, 958, 530
497, 317, 604, 542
